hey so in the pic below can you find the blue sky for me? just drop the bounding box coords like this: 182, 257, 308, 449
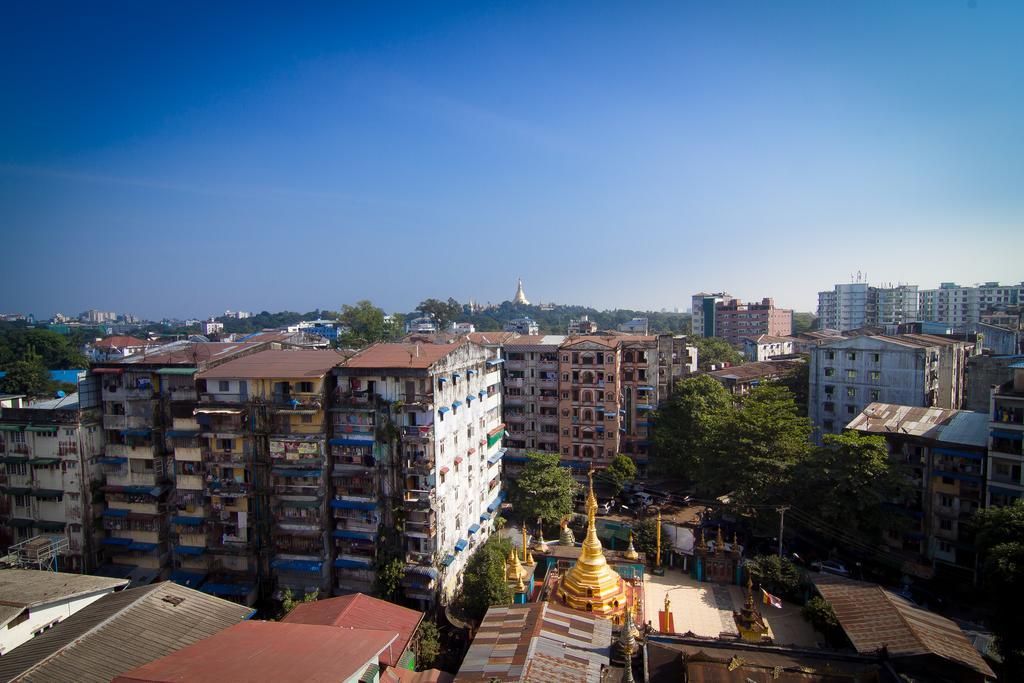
1, 1, 1021, 319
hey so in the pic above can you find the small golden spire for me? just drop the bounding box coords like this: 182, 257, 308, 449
698, 528, 706, 550
655, 509, 662, 568
624, 531, 639, 561
745, 573, 755, 610
536, 522, 549, 553
507, 545, 525, 581
715, 526, 724, 554
664, 594, 671, 615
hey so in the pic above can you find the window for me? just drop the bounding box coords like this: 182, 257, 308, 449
847, 352, 857, 361
218, 381, 229, 392
218, 438, 233, 451
824, 368, 835, 377
871, 353, 880, 362
938, 541, 953, 553
298, 381, 313, 393
939, 519, 953, 531
824, 402, 835, 413
870, 371, 880, 380
846, 370, 857, 379
827, 351, 835, 360
846, 388, 856, 398
846, 405, 856, 415
940, 494, 953, 507
823, 420, 834, 432
824, 385, 834, 395
870, 390, 880, 402
300, 414, 313, 424
14, 494, 29, 508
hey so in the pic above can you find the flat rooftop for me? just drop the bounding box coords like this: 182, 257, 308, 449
196, 348, 346, 379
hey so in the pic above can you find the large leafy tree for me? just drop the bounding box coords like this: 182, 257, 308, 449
773, 360, 809, 416
651, 375, 732, 493
790, 432, 910, 541
337, 301, 402, 347
416, 298, 463, 330
509, 452, 579, 526
718, 384, 812, 505
691, 336, 743, 370
597, 454, 637, 498
413, 620, 441, 669
0, 347, 56, 398
459, 534, 514, 622
0, 328, 88, 370
971, 501, 1024, 680
745, 554, 802, 597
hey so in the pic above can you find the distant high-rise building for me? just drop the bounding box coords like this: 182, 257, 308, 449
711, 298, 792, 345
504, 317, 539, 335
690, 292, 732, 337
80, 309, 117, 324
919, 282, 1023, 330
817, 282, 919, 332
568, 315, 598, 336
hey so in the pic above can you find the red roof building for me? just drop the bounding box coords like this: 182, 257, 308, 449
282, 593, 424, 668
112, 620, 398, 683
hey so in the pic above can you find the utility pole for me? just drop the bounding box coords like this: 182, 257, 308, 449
777, 506, 789, 558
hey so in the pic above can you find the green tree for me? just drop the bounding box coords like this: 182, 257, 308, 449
792, 312, 818, 335
0, 347, 56, 398
719, 384, 812, 505
971, 501, 1024, 680
375, 557, 406, 602
802, 596, 841, 645
691, 336, 743, 370
0, 328, 88, 370
745, 554, 802, 598
459, 534, 514, 622
280, 587, 318, 616
630, 518, 668, 565
509, 452, 579, 526
416, 298, 463, 330
651, 375, 732, 493
413, 620, 441, 669
790, 432, 911, 542
773, 360, 809, 416
337, 301, 402, 347
597, 454, 637, 498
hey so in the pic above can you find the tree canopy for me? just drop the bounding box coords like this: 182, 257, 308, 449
0, 326, 89, 371
458, 533, 514, 622
416, 298, 462, 330
651, 375, 733, 491
773, 360, 809, 416
597, 454, 637, 498
0, 347, 57, 398
509, 452, 580, 525
337, 301, 403, 347
971, 501, 1024, 679
691, 336, 743, 370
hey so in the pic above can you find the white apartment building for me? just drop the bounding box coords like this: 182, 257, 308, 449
504, 317, 539, 335
741, 334, 796, 361
0, 569, 127, 655
0, 393, 105, 573
335, 341, 504, 609
617, 318, 649, 335
817, 283, 920, 332
810, 334, 971, 442
988, 361, 1024, 508
919, 282, 1023, 330
690, 292, 732, 337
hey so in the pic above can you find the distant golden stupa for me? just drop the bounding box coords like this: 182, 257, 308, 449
556, 470, 629, 620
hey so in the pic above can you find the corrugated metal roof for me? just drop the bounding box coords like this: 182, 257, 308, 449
196, 349, 345, 379
812, 574, 994, 679
281, 593, 422, 668
846, 403, 989, 448
0, 582, 252, 683
0, 569, 127, 628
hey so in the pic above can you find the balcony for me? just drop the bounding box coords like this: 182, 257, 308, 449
403, 489, 435, 509
402, 425, 434, 441
206, 480, 252, 497
103, 415, 127, 431
106, 471, 159, 487
272, 397, 323, 414
204, 449, 250, 464
106, 444, 156, 460
176, 474, 205, 491
168, 387, 198, 402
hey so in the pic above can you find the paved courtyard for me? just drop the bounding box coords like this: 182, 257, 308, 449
643, 569, 823, 647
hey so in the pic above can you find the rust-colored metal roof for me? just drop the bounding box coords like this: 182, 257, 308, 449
196, 349, 346, 379
466, 331, 520, 346
106, 341, 269, 366
455, 602, 611, 682
343, 341, 468, 370
812, 574, 994, 679
846, 403, 988, 448
94, 336, 159, 348
282, 593, 423, 668
704, 359, 803, 382
112, 621, 398, 683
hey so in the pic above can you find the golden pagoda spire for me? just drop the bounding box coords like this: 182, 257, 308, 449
507, 545, 525, 581
715, 526, 724, 554
521, 526, 535, 565
586, 468, 598, 518
655, 509, 662, 568
624, 531, 639, 561
535, 521, 549, 553
698, 528, 706, 550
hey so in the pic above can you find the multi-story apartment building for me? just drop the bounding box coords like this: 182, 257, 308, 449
741, 334, 796, 361
817, 283, 919, 332
0, 392, 104, 572
193, 350, 343, 603
847, 403, 988, 582
504, 317, 539, 335
567, 316, 598, 336
711, 298, 792, 346
501, 336, 565, 467
919, 282, 1023, 331
617, 318, 649, 335
809, 334, 971, 442
554, 335, 693, 475
92, 340, 269, 589
333, 341, 504, 609
691, 292, 732, 337
988, 360, 1024, 508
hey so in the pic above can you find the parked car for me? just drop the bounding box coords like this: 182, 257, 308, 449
631, 493, 654, 507
811, 560, 851, 576
599, 500, 614, 515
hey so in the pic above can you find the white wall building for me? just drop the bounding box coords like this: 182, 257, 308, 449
0, 393, 106, 572
817, 283, 920, 332
201, 319, 224, 336
504, 317, 539, 335
617, 318, 649, 335
0, 569, 127, 655
690, 292, 732, 337
406, 316, 439, 334
809, 334, 971, 443
919, 282, 1023, 331
741, 334, 796, 361
335, 341, 504, 608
